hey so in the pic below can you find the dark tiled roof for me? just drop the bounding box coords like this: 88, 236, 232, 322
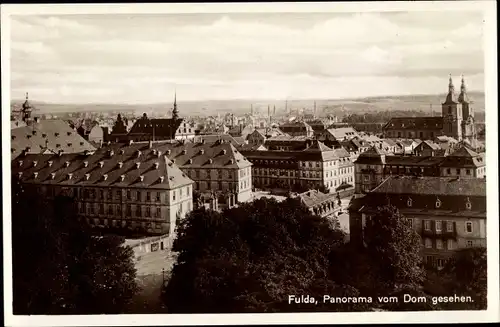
383, 117, 443, 131
12, 151, 193, 190
371, 176, 486, 197
440, 146, 485, 168
194, 134, 241, 147
11, 120, 96, 159
128, 117, 184, 138
298, 189, 336, 208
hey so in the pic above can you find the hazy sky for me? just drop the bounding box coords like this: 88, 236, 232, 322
10, 11, 485, 104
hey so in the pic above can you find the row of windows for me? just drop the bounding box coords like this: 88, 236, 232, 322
408, 199, 472, 210
80, 201, 193, 217
87, 218, 162, 230
194, 181, 237, 192
422, 219, 473, 233
424, 238, 454, 250
184, 168, 248, 180
387, 131, 436, 139
445, 168, 476, 176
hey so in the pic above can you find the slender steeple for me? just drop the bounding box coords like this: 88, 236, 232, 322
273, 105, 276, 116
458, 74, 470, 103
172, 91, 179, 120
444, 74, 457, 103
314, 101, 317, 118
285, 99, 288, 114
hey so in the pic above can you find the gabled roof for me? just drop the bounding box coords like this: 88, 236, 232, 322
449, 146, 479, 158
128, 117, 186, 137
324, 127, 359, 140
298, 189, 336, 208
416, 140, 441, 151
303, 140, 332, 152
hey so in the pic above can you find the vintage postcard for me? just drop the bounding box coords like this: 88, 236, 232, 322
2, 1, 498, 326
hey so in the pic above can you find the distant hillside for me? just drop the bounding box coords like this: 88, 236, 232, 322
10, 91, 485, 120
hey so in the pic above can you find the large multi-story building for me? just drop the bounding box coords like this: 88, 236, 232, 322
12, 147, 194, 236
127, 114, 196, 142
354, 144, 486, 194
98, 140, 253, 207
279, 121, 314, 137
383, 76, 477, 144
240, 140, 354, 193
348, 176, 486, 269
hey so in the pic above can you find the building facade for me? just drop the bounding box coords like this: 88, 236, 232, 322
354, 144, 485, 194
241, 140, 354, 193
12, 148, 194, 236
348, 176, 486, 268
382, 76, 477, 144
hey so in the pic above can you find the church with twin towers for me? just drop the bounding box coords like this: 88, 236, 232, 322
383, 75, 478, 147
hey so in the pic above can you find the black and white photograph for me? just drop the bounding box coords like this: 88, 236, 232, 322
2, 2, 499, 326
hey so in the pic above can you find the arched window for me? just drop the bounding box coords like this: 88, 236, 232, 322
407, 198, 413, 207
435, 198, 442, 208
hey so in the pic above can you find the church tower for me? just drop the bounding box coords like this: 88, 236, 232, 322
441, 75, 462, 140
172, 91, 179, 121
458, 75, 476, 144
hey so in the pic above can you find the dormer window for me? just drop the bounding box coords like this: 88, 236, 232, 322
103, 174, 108, 181
67, 132, 72, 136
56, 144, 61, 148
55, 132, 60, 137
435, 198, 442, 208
64, 161, 70, 167
11, 135, 16, 140
208, 159, 213, 164
200, 149, 205, 155
67, 173, 73, 180
139, 175, 144, 182
221, 149, 227, 155
187, 158, 193, 164
135, 162, 141, 169
50, 173, 56, 180
182, 149, 187, 155
67, 143, 72, 147
166, 150, 171, 155
465, 197, 472, 210
48, 161, 53, 167
120, 175, 126, 182
80, 142, 84, 146
118, 162, 123, 168
33, 161, 38, 167
154, 162, 160, 169
42, 133, 47, 138
83, 161, 89, 168
160, 176, 165, 183
98, 161, 104, 168
407, 198, 413, 207
108, 150, 114, 157
152, 149, 157, 155
18, 160, 23, 167
18, 172, 23, 178
85, 173, 90, 180
137, 150, 142, 158
33, 172, 38, 179
120, 149, 125, 155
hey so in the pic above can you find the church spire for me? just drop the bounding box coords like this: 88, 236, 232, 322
458, 74, 470, 104
172, 91, 179, 120
444, 74, 457, 103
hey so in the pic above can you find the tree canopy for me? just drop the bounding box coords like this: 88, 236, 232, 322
162, 197, 369, 313
11, 178, 138, 314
